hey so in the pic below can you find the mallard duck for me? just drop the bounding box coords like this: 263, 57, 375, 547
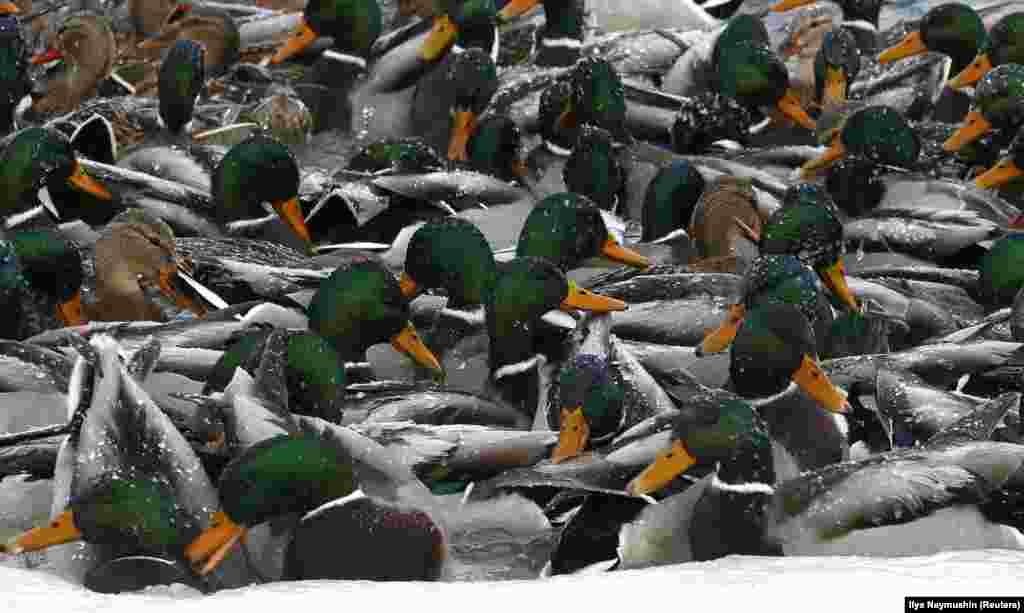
128, 0, 191, 38
465, 115, 530, 182
0, 11, 29, 136
686, 174, 761, 272
801, 104, 921, 178
948, 12, 1024, 90
515, 192, 650, 271
28, 12, 117, 117
943, 63, 1024, 153
496, 0, 585, 68
0, 228, 84, 340
0, 127, 113, 231
0, 335, 238, 592
783, 25, 863, 112
417, 0, 500, 66
640, 159, 705, 244
976, 233, 1024, 308
877, 3, 985, 80
136, 6, 241, 80
85, 208, 207, 323
270, 0, 383, 66
621, 386, 1024, 565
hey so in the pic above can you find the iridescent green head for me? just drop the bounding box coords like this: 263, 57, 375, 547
204, 329, 346, 420
979, 233, 1024, 306
0, 127, 112, 215
562, 125, 624, 211
158, 39, 205, 135
567, 57, 629, 141
761, 184, 844, 272
516, 192, 609, 271
404, 217, 497, 308
553, 353, 624, 443
347, 138, 443, 174
974, 64, 1024, 129
712, 14, 770, 69
0, 239, 27, 297
72, 475, 190, 552
670, 92, 754, 155
917, 3, 985, 73
217, 434, 358, 526
486, 257, 571, 363
838, 105, 920, 168
742, 254, 821, 326
466, 115, 525, 182
641, 160, 706, 242
730, 302, 817, 398
306, 0, 383, 57
983, 13, 1024, 68
538, 77, 575, 150
9, 228, 82, 306
0, 15, 28, 135
716, 42, 792, 110
446, 0, 498, 49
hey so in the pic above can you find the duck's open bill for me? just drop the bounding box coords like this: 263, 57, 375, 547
0, 2, 19, 13
158, 264, 209, 317
164, 2, 193, 26
943, 110, 993, 152
818, 258, 860, 312
948, 53, 993, 90
601, 237, 650, 269
626, 439, 697, 496
57, 290, 85, 326
823, 66, 849, 106
791, 354, 850, 413
698, 303, 745, 356
448, 111, 478, 162
399, 271, 419, 299
271, 196, 312, 244
68, 161, 113, 200
185, 511, 247, 576
777, 89, 816, 130
391, 322, 444, 374
975, 158, 1024, 189
560, 281, 627, 313
270, 19, 318, 64
551, 406, 589, 464
878, 30, 927, 63
769, 0, 813, 11
800, 136, 846, 178
0, 510, 81, 554
31, 47, 62, 65
498, 0, 540, 21
419, 15, 458, 62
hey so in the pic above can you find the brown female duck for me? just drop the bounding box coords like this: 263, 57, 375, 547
29, 12, 117, 116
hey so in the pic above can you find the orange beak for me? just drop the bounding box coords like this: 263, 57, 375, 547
699, 303, 745, 356
943, 110, 993, 152
947, 53, 993, 90
498, 0, 541, 21
975, 158, 1024, 190
57, 290, 85, 326
625, 439, 697, 496
776, 88, 816, 130
185, 511, 247, 576
271, 196, 312, 245
817, 257, 860, 312
551, 406, 589, 464
270, 19, 318, 65
67, 161, 113, 200
769, 0, 814, 11
560, 281, 627, 313
399, 271, 419, 299
391, 322, 444, 376
448, 110, 478, 162
157, 263, 209, 317
0, 511, 81, 554
419, 15, 458, 62
878, 30, 927, 64
0, 2, 19, 14
601, 237, 650, 269
800, 134, 846, 178
791, 354, 850, 413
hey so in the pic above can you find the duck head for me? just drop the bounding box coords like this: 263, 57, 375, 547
562, 125, 624, 212
699, 254, 823, 356
729, 302, 850, 413
466, 115, 529, 183
550, 353, 625, 463
0, 127, 112, 222
271, 0, 383, 66
814, 27, 862, 109
626, 392, 772, 496
944, 63, 1024, 152
715, 42, 816, 130
418, 0, 498, 63
213, 134, 311, 246
760, 183, 859, 313
6, 229, 84, 327
557, 56, 630, 143
445, 47, 498, 162
498, 0, 585, 67
129, 0, 192, 37
977, 233, 1024, 307
975, 126, 1024, 191
156, 39, 205, 135
29, 12, 117, 116
801, 104, 920, 176
307, 257, 443, 374
516, 192, 649, 271
641, 159, 705, 243
949, 13, 1024, 90
878, 3, 985, 75
401, 216, 497, 308
139, 7, 241, 75
670, 92, 754, 154
90, 208, 207, 322
186, 434, 359, 575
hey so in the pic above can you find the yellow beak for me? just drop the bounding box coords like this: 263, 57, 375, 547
975, 158, 1024, 190
791, 354, 850, 413
817, 257, 860, 312
560, 281, 628, 313
391, 322, 444, 375
822, 65, 848, 107
942, 110, 993, 152
419, 15, 458, 62
551, 406, 589, 464
625, 439, 697, 496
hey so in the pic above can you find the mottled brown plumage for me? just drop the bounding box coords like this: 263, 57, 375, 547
687, 176, 763, 272
31, 13, 117, 116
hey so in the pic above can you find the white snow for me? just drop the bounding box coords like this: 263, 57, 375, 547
2, 551, 1024, 612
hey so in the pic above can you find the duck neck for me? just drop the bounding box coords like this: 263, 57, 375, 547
486, 308, 545, 417
535, 0, 584, 67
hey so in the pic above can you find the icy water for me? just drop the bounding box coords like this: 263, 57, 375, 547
4, 0, 1024, 603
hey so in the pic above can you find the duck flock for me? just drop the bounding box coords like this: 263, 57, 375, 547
1, 0, 1024, 596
